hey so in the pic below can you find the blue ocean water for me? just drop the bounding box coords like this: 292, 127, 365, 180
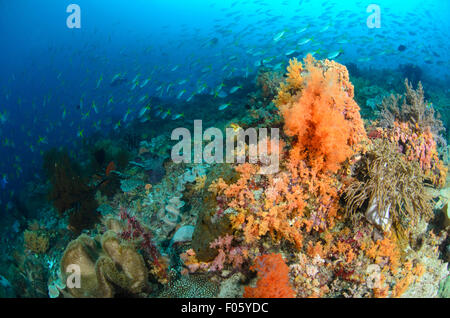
0, 0, 449, 205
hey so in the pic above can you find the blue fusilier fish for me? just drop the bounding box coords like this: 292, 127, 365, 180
1, 175, 7, 189
110, 73, 127, 87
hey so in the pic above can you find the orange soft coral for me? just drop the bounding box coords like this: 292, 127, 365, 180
224, 56, 368, 245
244, 253, 296, 298
226, 168, 305, 249
278, 55, 366, 174
364, 233, 401, 273
275, 55, 367, 231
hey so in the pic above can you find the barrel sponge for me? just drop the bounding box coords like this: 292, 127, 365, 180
60, 234, 114, 298
101, 231, 148, 294
60, 231, 148, 297
103, 215, 123, 233
94, 256, 116, 297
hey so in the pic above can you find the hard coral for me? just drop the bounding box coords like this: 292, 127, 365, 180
159, 274, 219, 298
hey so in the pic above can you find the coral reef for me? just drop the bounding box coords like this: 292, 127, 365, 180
120, 178, 145, 193
217, 55, 367, 253
10, 253, 49, 298
218, 272, 245, 297
4, 52, 448, 300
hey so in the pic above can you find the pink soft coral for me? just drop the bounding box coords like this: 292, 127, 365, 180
181, 235, 248, 274
208, 234, 247, 271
